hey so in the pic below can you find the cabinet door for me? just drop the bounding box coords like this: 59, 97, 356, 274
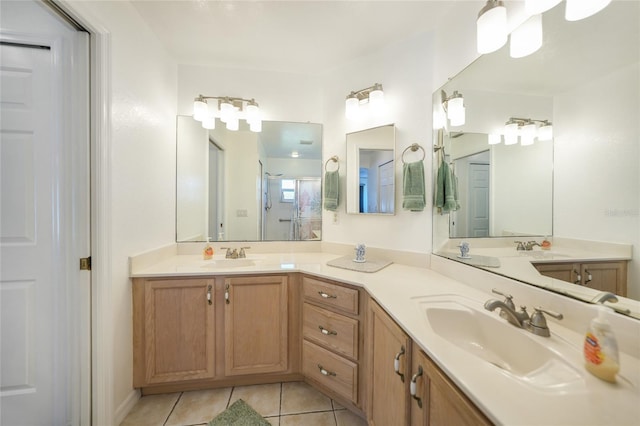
367, 301, 411, 426
535, 262, 581, 284
224, 275, 288, 376
142, 278, 215, 385
582, 262, 627, 296
412, 347, 491, 426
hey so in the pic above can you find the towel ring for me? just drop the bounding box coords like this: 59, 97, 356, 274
401, 143, 425, 164
325, 155, 339, 172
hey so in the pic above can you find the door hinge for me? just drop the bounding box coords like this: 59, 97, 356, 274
80, 256, 92, 271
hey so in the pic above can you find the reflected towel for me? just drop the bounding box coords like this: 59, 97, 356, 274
435, 160, 458, 212
402, 161, 425, 211
323, 170, 339, 211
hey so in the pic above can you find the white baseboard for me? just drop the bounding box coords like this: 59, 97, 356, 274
114, 389, 141, 425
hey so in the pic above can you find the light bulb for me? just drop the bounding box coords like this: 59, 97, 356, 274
565, 0, 611, 21
226, 116, 239, 131
510, 14, 543, 58
219, 99, 234, 123
193, 98, 208, 122
345, 94, 359, 120
538, 123, 553, 141
504, 121, 519, 145
369, 85, 385, 112
477, 0, 508, 54
525, 0, 561, 15
246, 100, 259, 123
449, 106, 465, 127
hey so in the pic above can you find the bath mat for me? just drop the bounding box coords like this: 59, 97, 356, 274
208, 399, 270, 426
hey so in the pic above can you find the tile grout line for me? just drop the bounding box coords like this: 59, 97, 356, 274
163, 392, 183, 426
226, 386, 234, 409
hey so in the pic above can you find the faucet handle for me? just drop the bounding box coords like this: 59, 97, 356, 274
221, 247, 233, 258
239, 247, 251, 258
514, 241, 525, 251
491, 288, 515, 310
530, 306, 563, 328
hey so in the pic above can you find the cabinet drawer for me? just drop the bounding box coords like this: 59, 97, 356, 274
303, 340, 358, 404
303, 276, 359, 315
303, 303, 359, 359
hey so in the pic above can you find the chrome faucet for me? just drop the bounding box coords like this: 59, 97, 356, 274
221, 247, 238, 259
484, 289, 563, 337
515, 241, 541, 251
593, 291, 618, 304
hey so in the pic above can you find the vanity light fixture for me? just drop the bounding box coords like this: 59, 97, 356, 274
501, 117, 553, 146
565, 0, 611, 21
510, 14, 543, 58
192, 95, 262, 132
441, 90, 466, 127
344, 83, 384, 120
477, 0, 508, 54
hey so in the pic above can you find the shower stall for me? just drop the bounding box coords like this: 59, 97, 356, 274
263, 175, 322, 241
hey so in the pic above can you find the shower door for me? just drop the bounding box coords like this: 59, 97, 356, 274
263, 177, 321, 241
293, 178, 322, 240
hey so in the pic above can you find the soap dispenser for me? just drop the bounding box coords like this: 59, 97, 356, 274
583, 305, 620, 383
203, 239, 214, 260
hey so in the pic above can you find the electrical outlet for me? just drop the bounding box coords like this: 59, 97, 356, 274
236, 209, 248, 217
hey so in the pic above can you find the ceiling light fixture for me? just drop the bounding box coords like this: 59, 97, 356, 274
477, 0, 508, 54
192, 95, 262, 132
344, 83, 384, 120
565, 0, 611, 21
441, 90, 466, 127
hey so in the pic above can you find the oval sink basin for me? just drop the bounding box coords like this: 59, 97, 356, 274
416, 296, 583, 390
201, 258, 256, 268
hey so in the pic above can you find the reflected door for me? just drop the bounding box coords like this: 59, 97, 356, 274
469, 163, 490, 237
378, 160, 394, 213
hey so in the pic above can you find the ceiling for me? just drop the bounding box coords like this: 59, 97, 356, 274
130, 0, 455, 75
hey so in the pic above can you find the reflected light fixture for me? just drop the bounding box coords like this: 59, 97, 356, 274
510, 14, 543, 58
525, 0, 562, 15
192, 95, 262, 132
565, 0, 611, 21
477, 0, 508, 54
441, 90, 465, 127
501, 117, 553, 146
345, 83, 385, 119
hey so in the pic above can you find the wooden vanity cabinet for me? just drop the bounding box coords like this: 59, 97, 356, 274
133, 277, 216, 386
367, 299, 491, 426
534, 260, 627, 296
224, 275, 289, 376
133, 274, 295, 391
301, 275, 365, 411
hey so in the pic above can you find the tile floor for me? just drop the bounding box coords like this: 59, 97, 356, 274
120, 381, 368, 426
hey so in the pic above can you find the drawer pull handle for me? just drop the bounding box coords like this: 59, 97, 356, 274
207, 285, 212, 306
225, 284, 230, 304
317, 364, 336, 377
394, 346, 406, 382
319, 325, 337, 336
318, 291, 337, 299
410, 366, 424, 408
585, 269, 593, 284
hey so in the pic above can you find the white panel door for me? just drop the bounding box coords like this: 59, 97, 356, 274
0, 2, 91, 424
468, 163, 490, 237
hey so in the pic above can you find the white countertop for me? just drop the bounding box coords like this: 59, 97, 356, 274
131, 251, 640, 425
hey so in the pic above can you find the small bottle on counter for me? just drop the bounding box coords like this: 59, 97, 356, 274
541, 236, 552, 250
203, 239, 214, 260
583, 305, 620, 383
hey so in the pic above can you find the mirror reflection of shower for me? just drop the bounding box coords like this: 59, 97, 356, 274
263, 174, 322, 241
264, 172, 283, 212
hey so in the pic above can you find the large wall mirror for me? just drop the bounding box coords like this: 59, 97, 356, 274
432, 2, 639, 316
177, 117, 323, 242
346, 124, 396, 214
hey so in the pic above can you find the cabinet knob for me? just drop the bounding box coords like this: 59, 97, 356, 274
317, 364, 336, 377
410, 365, 424, 408
318, 291, 337, 299
394, 346, 406, 382
318, 325, 337, 336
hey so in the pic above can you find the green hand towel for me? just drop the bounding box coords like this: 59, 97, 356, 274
323, 170, 339, 211
402, 161, 425, 211
435, 160, 458, 212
